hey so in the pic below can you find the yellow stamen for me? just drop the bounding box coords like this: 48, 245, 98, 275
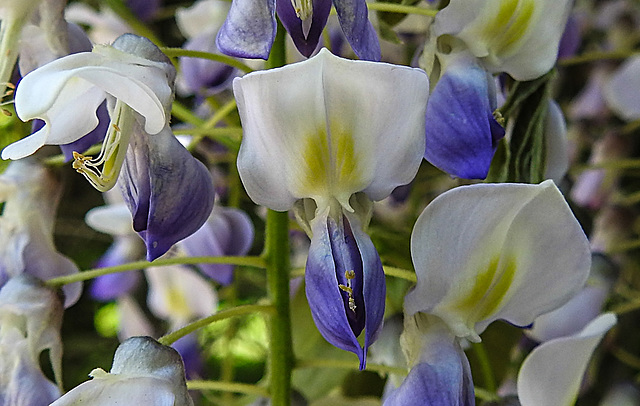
338, 270, 357, 313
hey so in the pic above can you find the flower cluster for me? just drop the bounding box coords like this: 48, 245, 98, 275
0, 0, 634, 405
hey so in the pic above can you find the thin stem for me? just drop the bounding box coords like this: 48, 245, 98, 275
45, 256, 266, 287
187, 380, 270, 397
367, 3, 437, 17
162, 48, 255, 73
474, 387, 501, 402
172, 100, 206, 126
471, 342, 497, 393
559, 49, 636, 66
383, 266, 417, 283
295, 358, 408, 376
262, 21, 293, 406
105, 0, 163, 46
158, 304, 276, 345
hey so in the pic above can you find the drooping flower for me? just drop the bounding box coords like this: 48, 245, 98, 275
385, 181, 591, 404
0, 275, 64, 405
234, 48, 428, 368
216, 0, 380, 60
50, 336, 194, 406
0, 159, 81, 307
2, 34, 215, 261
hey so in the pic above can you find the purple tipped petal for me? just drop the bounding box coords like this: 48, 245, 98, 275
333, 0, 381, 61
59, 101, 109, 161
171, 334, 204, 379
120, 126, 215, 261
216, 0, 277, 59
276, 0, 331, 57
180, 207, 254, 285
424, 59, 505, 179
305, 210, 384, 369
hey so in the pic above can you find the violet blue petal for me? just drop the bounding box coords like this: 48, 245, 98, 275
383, 359, 474, 406
126, 0, 160, 22
216, 0, 276, 59
179, 34, 236, 96
90, 271, 141, 302
171, 334, 204, 380
59, 101, 109, 162
333, 0, 381, 61
424, 59, 504, 179
180, 207, 254, 285
305, 210, 384, 369
276, 0, 331, 57
120, 126, 215, 261
557, 15, 581, 60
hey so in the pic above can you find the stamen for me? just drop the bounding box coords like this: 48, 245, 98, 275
290, 0, 313, 21
493, 109, 505, 127
338, 270, 357, 313
71, 100, 134, 192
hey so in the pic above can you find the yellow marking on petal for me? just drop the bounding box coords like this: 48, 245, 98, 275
450, 256, 517, 324
165, 286, 192, 321
299, 121, 362, 204
477, 0, 537, 59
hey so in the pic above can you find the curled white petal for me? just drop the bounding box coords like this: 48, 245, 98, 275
405, 180, 591, 341
517, 313, 617, 406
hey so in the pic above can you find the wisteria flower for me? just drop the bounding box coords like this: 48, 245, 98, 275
2, 34, 215, 260
385, 181, 591, 404
0, 159, 81, 307
217, 0, 380, 60
234, 48, 428, 368
50, 336, 193, 406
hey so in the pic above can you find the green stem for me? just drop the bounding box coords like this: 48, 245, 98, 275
471, 342, 496, 393
158, 304, 276, 345
45, 256, 266, 287
172, 100, 205, 126
383, 266, 417, 283
474, 387, 501, 402
187, 380, 270, 397
295, 358, 408, 376
161, 48, 255, 73
261, 22, 293, 406
264, 209, 293, 406
559, 49, 635, 66
105, 0, 163, 46
366, 3, 437, 16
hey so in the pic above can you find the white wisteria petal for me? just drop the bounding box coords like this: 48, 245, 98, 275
145, 265, 218, 329
2, 48, 171, 160
517, 313, 616, 406
86, 202, 135, 236
50, 336, 193, 406
434, 0, 572, 80
405, 180, 591, 341
234, 48, 428, 212
604, 55, 640, 121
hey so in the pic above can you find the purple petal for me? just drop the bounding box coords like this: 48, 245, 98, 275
276, 0, 331, 57
216, 0, 277, 59
179, 34, 236, 96
59, 101, 109, 162
126, 0, 160, 22
171, 334, 204, 379
333, 0, 381, 61
384, 359, 474, 406
305, 210, 385, 369
557, 15, 581, 60
90, 271, 141, 302
180, 207, 254, 285
424, 59, 505, 179
120, 126, 215, 261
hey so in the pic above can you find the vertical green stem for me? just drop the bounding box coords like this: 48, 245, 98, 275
264, 209, 292, 405
264, 22, 293, 406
